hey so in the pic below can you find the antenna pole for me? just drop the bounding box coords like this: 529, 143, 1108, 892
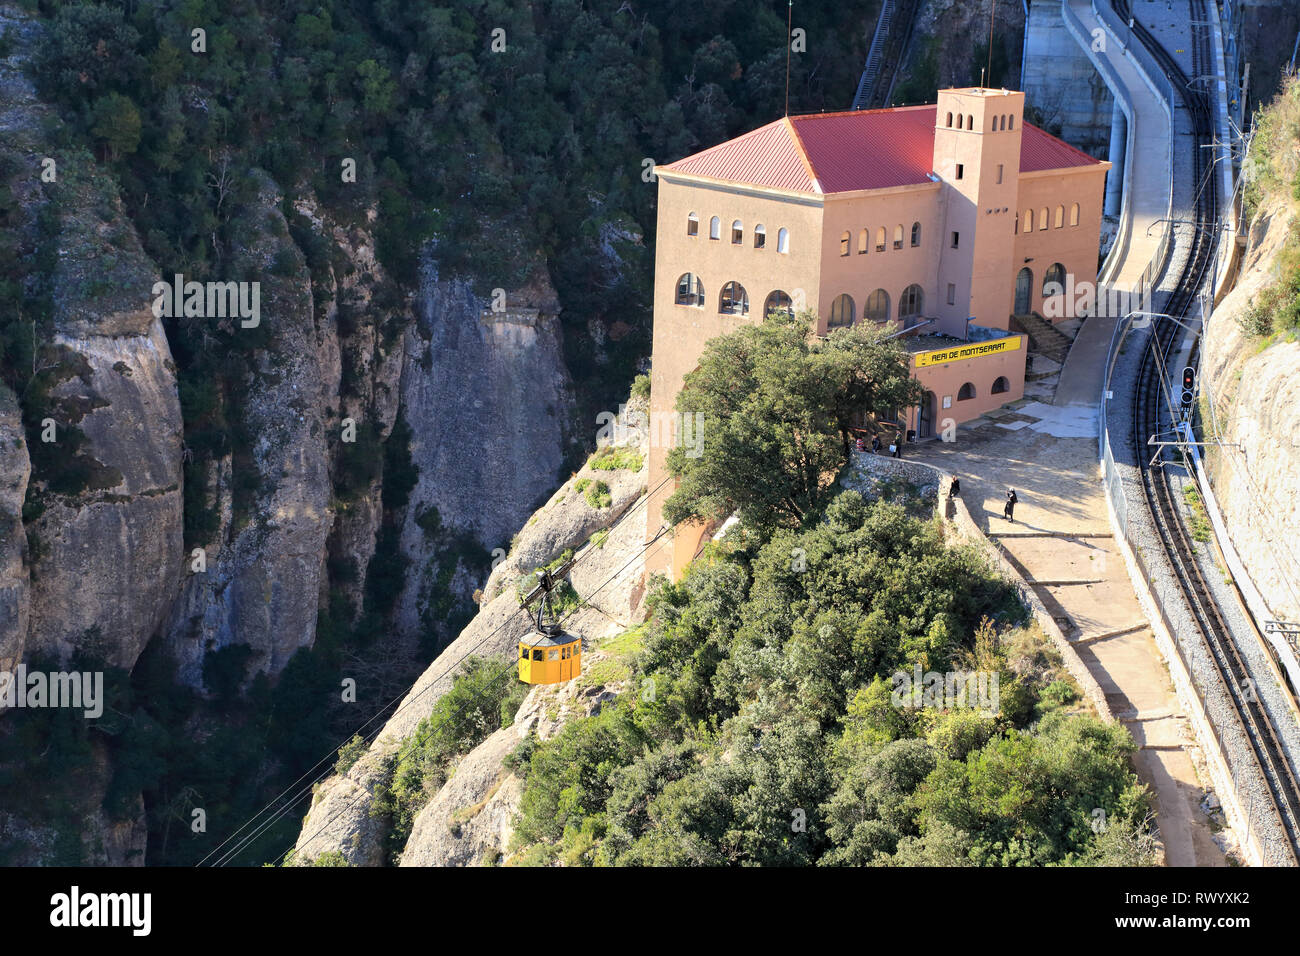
785, 1, 793, 116
986, 0, 996, 88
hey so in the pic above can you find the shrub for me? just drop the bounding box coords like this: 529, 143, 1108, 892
589, 447, 643, 472
583, 479, 611, 509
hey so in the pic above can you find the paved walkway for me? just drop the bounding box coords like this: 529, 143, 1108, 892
910, 399, 1226, 864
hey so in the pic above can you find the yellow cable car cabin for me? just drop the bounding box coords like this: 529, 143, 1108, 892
518, 625, 582, 685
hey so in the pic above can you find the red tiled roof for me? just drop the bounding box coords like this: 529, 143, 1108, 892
661, 119, 817, 193
1018, 123, 1103, 172
660, 105, 1103, 195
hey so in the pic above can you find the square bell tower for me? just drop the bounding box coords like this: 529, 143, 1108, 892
933, 88, 1024, 332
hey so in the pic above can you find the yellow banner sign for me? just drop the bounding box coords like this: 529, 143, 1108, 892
914, 336, 1021, 368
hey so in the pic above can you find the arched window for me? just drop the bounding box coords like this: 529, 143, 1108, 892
956, 114, 963, 129
829, 293, 855, 329
875, 227, 886, 252
1023, 208, 1034, 232
991, 376, 1010, 395
993, 114, 1000, 131
720, 281, 749, 316
858, 228, 869, 254
864, 288, 891, 322
893, 224, 903, 250
1039, 207, 1048, 231
732, 220, 744, 244
1007, 115, 1014, 130
754, 224, 766, 248
1054, 205, 1064, 228
687, 212, 699, 237
946, 111, 953, 127
967, 114, 974, 129
1069, 203, 1080, 227
840, 231, 851, 256
709, 216, 721, 240
675, 273, 704, 307
764, 290, 793, 317
1042, 262, 1067, 297
899, 284, 924, 326
957, 382, 976, 401
777, 228, 789, 253
1014, 213, 1020, 235
910, 222, 921, 247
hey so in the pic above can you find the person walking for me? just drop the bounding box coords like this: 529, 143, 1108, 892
948, 477, 960, 499
871, 434, 881, 455
1003, 489, 1018, 522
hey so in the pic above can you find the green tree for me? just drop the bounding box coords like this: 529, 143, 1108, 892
90, 92, 142, 159
663, 311, 919, 533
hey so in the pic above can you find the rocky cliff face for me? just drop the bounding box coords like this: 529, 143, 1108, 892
1203, 195, 1300, 624
0, 1, 602, 866
393, 264, 577, 641
904, 0, 1026, 91
0, 6, 182, 672
294, 407, 648, 865
0, 385, 27, 676
161, 173, 334, 684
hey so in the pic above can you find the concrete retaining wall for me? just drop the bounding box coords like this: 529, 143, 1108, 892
853, 452, 1116, 722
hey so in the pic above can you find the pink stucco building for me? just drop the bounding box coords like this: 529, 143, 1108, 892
646, 87, 1110, 578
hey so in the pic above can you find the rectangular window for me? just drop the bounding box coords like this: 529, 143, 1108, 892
951, 231, 960, 249
996, 164, 1003, 185
947, 283, 956, 305
955, 164, 964, 180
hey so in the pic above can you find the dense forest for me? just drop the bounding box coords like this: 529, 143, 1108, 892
336, 313, 1160, 867
0, 0, 891, 865
497, 314, 1156, 866
506, 493, 1155, 866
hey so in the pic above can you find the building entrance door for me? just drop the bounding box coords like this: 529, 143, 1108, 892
918, 391, 936, 439
1014, 267, 1033, 314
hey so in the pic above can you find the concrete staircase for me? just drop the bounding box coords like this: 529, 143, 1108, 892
1011, 312, 1074, 365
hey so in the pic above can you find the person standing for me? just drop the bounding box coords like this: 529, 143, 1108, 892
871, 434, 881, 455
948, 477, 960, 499
1003, 489, 1018, 522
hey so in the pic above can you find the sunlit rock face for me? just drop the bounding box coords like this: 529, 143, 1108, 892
161, 172, 333, 686
1202, 195, 1300, 624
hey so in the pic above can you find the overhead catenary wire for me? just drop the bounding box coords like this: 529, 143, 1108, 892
204, 469, 676, 866
271, 517, 674, 868
212, 474, 674, 867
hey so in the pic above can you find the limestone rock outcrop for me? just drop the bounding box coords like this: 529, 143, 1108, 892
295, 418, 649, 865
1202, 195, 1300, 623
161, 173, 332, 684
0, 7, 182, 671
393, 262, 577, 641
0, 385, 29, 676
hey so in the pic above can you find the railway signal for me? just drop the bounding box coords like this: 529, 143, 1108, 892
1180, 366, 1196, 407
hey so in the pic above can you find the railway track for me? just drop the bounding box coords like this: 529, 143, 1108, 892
1119, 0, 1300, 864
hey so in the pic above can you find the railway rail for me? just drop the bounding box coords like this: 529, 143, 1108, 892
1118, 0, 1300, 863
